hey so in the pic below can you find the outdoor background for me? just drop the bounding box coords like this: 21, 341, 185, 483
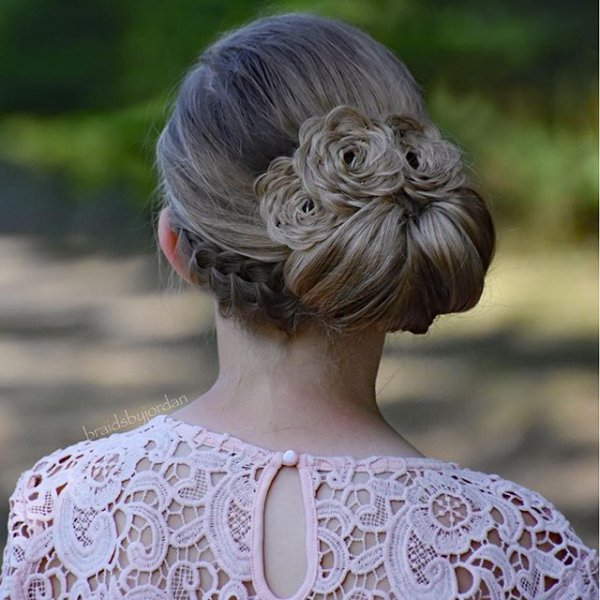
0, 0, 598, 551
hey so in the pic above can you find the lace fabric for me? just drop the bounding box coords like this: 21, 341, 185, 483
0, 413, 597, 599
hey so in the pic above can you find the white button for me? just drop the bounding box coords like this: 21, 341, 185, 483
282, 449, 299, 466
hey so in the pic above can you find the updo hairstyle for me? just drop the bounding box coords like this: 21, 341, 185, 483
155, 13, 496, 338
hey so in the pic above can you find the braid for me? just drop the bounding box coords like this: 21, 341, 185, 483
177, 227, 322, 336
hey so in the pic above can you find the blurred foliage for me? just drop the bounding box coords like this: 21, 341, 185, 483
0, 0, 597, 241
0, 0, 258, 112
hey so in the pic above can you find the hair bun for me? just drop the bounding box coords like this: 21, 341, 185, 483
252, 104, 494, 336
254, 104, 467, 251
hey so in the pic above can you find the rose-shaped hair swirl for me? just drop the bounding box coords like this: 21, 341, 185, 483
255, 155, 343, 251
294, 105, 407, 211
385, 114, 467, 200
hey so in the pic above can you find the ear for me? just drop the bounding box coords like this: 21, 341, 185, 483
157, 207, 194, 284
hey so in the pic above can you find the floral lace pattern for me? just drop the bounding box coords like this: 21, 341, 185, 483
0, 414, 597, 599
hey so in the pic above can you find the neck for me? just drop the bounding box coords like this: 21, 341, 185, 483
183, 303, 395, 441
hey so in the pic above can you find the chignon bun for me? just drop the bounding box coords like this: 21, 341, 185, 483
155, 13, 496, 337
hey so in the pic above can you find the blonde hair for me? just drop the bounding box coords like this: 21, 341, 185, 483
154, 12, 496, 338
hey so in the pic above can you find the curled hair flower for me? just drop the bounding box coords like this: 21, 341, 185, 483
254, 156, 342, 251
294, 105, 406, 210
254, 104, 469, 251
385, 115, 466, 199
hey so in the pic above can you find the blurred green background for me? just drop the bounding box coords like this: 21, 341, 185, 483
1, 0, 597, 244
0, 0, 598, 550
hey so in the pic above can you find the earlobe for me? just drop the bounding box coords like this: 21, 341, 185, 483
157, 207, 194, 284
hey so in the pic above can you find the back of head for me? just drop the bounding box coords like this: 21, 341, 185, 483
155, 12, 496, 338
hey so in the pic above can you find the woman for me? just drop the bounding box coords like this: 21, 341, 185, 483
0, 12, 597, 599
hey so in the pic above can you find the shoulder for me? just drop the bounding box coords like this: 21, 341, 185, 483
5, 415, 174, 516
0, 416, 173, 595
443, 462, 588, 539
403, 462, 599, 597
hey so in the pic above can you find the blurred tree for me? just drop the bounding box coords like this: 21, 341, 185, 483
0, 0, 124, 112
0, 0, 596, 242
0, 0, 596, 116
0, 0, 261, 113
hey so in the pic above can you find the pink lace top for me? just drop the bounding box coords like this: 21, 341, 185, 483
0, 413, 597, 599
